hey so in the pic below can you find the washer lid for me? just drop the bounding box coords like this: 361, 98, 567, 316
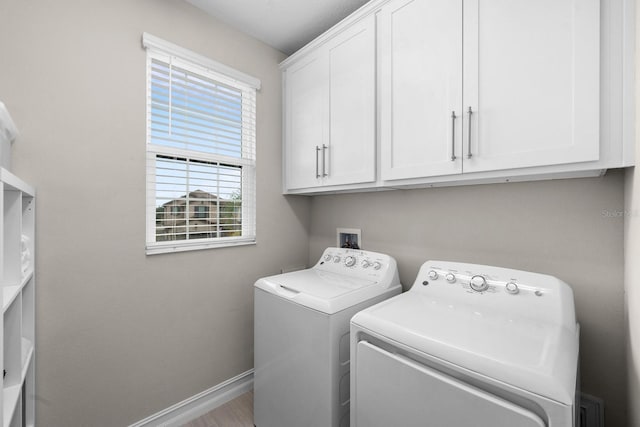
351, 291, 579, 405
255, 269, 380, 314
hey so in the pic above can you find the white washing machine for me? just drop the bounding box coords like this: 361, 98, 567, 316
351, 261, 580, 427
254, 247, 402, 427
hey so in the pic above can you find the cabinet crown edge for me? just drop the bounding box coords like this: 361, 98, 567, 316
279, 0, 393, 69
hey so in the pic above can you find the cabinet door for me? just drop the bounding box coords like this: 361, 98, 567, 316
324, 14, 376, 186
380, 0, 463, 181
463, 0, 600, 173
284, 54, 328, 190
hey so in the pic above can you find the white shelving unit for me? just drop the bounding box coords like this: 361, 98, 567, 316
0, 168, 35, 427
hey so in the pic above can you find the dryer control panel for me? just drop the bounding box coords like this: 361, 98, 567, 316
414, 261, 577, 332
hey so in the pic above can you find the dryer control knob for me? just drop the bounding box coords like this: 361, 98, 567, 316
344, 256, 356, 267
470, 275, 488, 292
361, 260, 371, 268
505, 282, 519, 294
446, 273, 456, 283
333, 256, 341, 263
372, 261, 382, 270
428, 270, 439, 280
324, 254, 332, 262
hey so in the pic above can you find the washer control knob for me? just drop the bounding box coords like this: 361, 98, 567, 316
324, 254, 332, 262
361, 260, 371, 268
445, 273, 456, 283
428, 270, 439, 280
344, 256, 356, 267
333, 256, 341, 263
469, 275, 488, 292
372, 261, 382, 270
505, 282, 519, 294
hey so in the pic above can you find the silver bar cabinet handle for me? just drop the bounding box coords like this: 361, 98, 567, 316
467, 106, 473, 159
451, 111, 457, 161
315, 146, 321, 178
322, 144, 328, 177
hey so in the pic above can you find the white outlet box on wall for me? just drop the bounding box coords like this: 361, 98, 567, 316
337, 228, 361, 249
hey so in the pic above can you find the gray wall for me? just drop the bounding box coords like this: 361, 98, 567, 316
310, 171, 627, 427
625, 167, 639, 427
624, 5, 640, 426
0, 0, 310, 425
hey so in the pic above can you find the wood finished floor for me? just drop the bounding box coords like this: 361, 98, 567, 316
181, 391, 254, 427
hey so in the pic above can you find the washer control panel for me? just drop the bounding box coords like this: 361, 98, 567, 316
315, 247, 394, 281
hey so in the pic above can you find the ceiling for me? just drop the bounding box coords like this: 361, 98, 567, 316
185, 0, 371, 55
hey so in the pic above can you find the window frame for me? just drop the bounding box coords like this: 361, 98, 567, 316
143, 33, 260, 255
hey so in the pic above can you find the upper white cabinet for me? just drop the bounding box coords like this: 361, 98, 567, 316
380, 0, 600, 181
284, 54, 326, 190
379, 0, 463, 181
283, 14, 376, 191
282, 0, 633, 194
461, 0, 600, 174
325, 16, 376, 187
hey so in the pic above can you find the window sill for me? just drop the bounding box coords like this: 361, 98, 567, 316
146, 238, 256, 255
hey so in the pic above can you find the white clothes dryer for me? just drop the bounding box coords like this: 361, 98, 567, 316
350, 261, 579, 427
254, 248, 402, 427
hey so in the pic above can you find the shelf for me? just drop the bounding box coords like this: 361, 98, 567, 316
2, 384, 20, 427
21, 338, 33, 369
3, 189, 22, 286
21, 343, 34, 380
21, 278, 34, 345
0, 169, 34, 196
23, 358, 34, 427
3, 344, 33, 427
2, 286, 19, 313
4, 297, 21, 389
1, 168, 35, 427
3, 270, 33, 313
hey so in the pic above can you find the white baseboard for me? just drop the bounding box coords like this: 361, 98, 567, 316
129, 369, 254, 427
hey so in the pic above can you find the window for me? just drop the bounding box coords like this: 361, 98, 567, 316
170, 205, 185, 217
143, 34, 260, 254
193, 205, 209, 219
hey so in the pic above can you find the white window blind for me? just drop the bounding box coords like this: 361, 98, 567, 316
144, 35, 258, 254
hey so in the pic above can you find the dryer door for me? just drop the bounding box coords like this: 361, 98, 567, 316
354, 341, 546, 427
